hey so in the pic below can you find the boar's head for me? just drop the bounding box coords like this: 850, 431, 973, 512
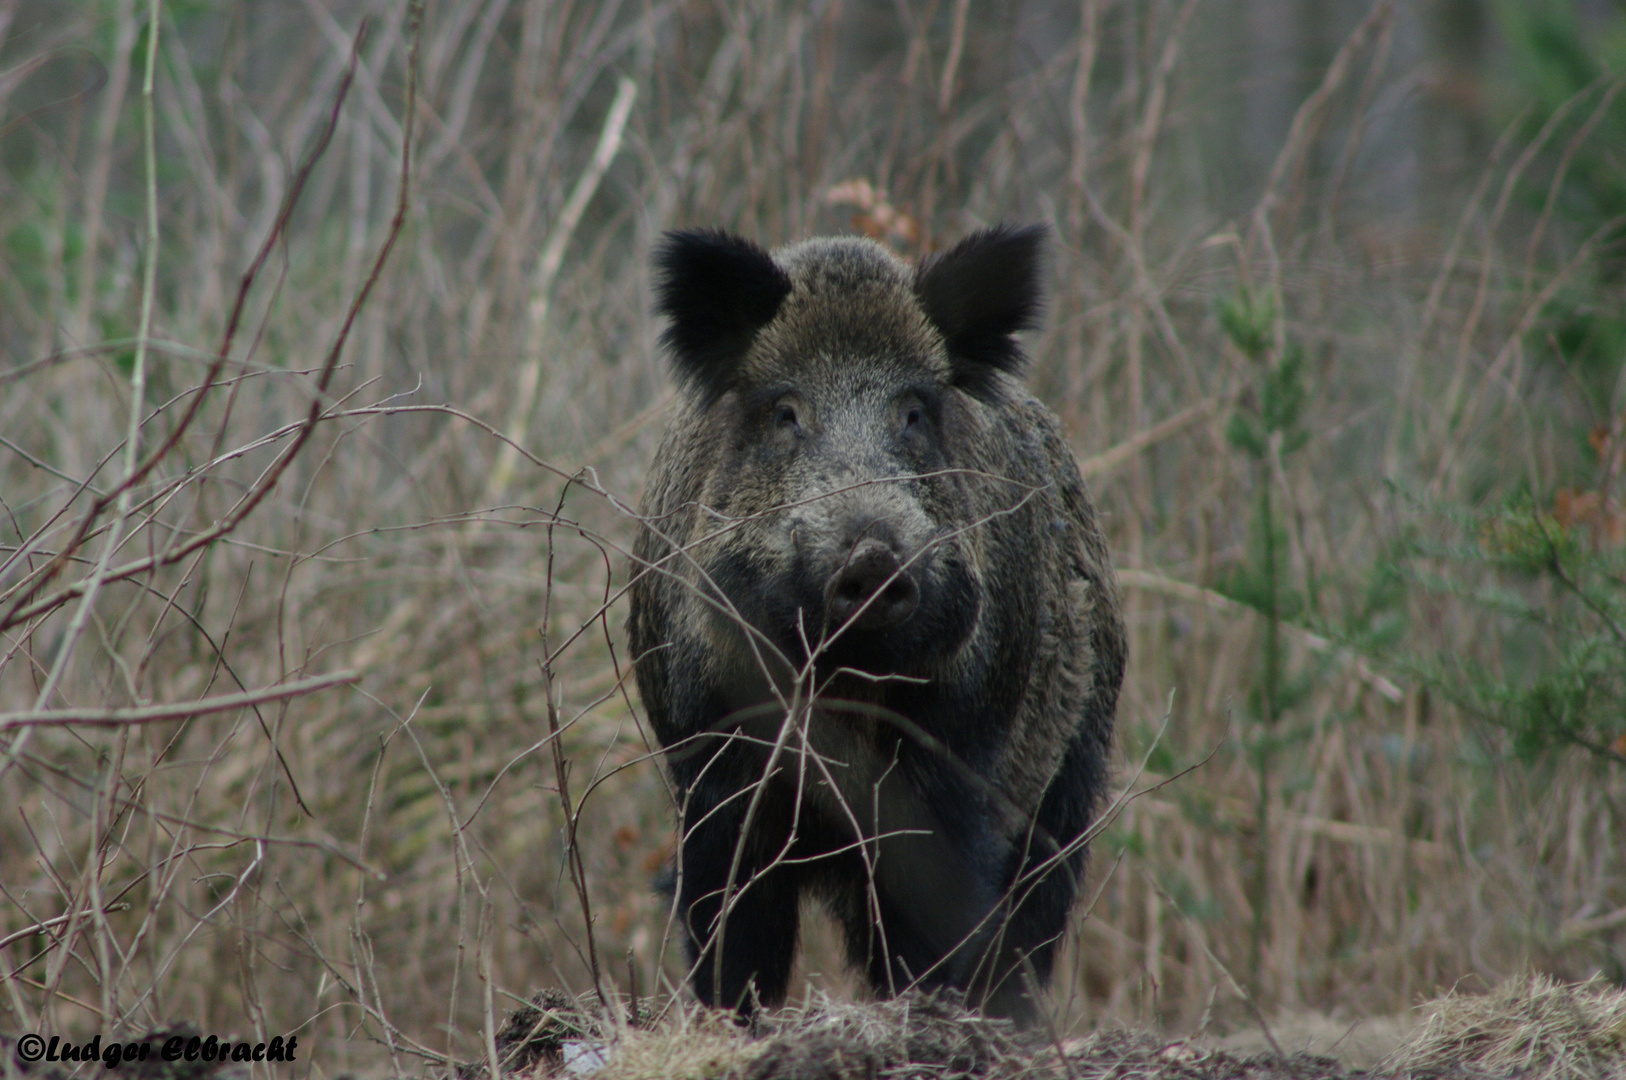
651, 226, 1047, 684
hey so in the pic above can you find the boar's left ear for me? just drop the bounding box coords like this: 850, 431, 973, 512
654, 229, 793, 404
915, 224, 1047, 399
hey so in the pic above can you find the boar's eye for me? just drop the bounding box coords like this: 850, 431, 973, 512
773, 401, 801, 434
899, 394, 933, 440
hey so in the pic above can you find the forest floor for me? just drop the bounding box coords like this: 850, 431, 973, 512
4, 974, 1622, 1080
462, 973, 1625, 1079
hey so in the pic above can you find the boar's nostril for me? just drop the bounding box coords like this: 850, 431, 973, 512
825, 538, 920, 631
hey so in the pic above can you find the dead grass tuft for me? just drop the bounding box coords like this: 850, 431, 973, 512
1387, 974, 1626, 1080
590, 1024, 763, 1080
754, 991, 1030, 1077
466, 994, 764, 1080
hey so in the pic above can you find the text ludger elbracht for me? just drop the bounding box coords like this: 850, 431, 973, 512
14, 1032, 299, 1069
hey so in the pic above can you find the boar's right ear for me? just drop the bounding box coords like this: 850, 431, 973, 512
915, 224, 1047, 401
654, 229, 792, 403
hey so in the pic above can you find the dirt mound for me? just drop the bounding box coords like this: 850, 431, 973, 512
453, 976, 1626, 1079
459, 989, 1364, 1080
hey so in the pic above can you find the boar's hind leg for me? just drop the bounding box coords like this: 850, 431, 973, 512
677, 791, 801, 1014
818, 848, 992, 1006
978, 731, 1107, 1022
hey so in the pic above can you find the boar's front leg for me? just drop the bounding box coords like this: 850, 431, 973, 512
674, 757, 802, 1014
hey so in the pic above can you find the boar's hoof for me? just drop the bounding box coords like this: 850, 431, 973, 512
825, 538, 919, 631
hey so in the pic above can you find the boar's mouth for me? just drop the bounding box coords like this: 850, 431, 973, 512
701, 536, 976, 678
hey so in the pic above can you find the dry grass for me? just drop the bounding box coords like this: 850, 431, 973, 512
435, 975, 1626, 1078
1, 0, 1623, 1073
1388, 974, 1626, 1080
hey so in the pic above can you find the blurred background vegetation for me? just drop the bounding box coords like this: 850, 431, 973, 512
1, 0, 1622, 1069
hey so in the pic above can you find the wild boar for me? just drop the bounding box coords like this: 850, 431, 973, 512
627, 224, 1123, 1022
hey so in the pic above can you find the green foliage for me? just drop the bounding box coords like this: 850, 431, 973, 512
1101, 821, 1148, 858
1217, 284, 1318, 990
1217, 284, 1313, 636
1156, 869, 1220, 924
1217, 287, 1275, 361
1471, 502, 1625, 765
1217, 494, 1304, 622
4, 190, 82, 300
1380, 487, 1626, 769
1348, 560, 1408, 652
1496, 1, 1626, 220
1494, 1, 1626, 408
1221, 290, 1309, 461
1476, 501, 1579, 574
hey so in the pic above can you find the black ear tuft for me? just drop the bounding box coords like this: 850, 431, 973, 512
654, 229, 792, 403
915, 224, 1047, 399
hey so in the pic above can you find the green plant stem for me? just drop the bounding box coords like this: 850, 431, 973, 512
1250, 467, 1281, 995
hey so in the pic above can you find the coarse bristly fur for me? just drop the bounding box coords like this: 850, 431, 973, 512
628, 225, 1125, 1025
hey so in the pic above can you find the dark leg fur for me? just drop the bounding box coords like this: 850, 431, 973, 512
819, 840, 1038, 1019
668, 725, 1104, 1022
675, 783, 801, 1013
969, 730, 1104, 1020
826, 864, 961, 1000
846, 731, 1100, 1023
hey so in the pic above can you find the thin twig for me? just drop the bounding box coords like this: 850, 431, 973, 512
0, 22, 370, 632
0, 670, 358, 730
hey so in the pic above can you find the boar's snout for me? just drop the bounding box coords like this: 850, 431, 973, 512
825, 537, 920, 631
